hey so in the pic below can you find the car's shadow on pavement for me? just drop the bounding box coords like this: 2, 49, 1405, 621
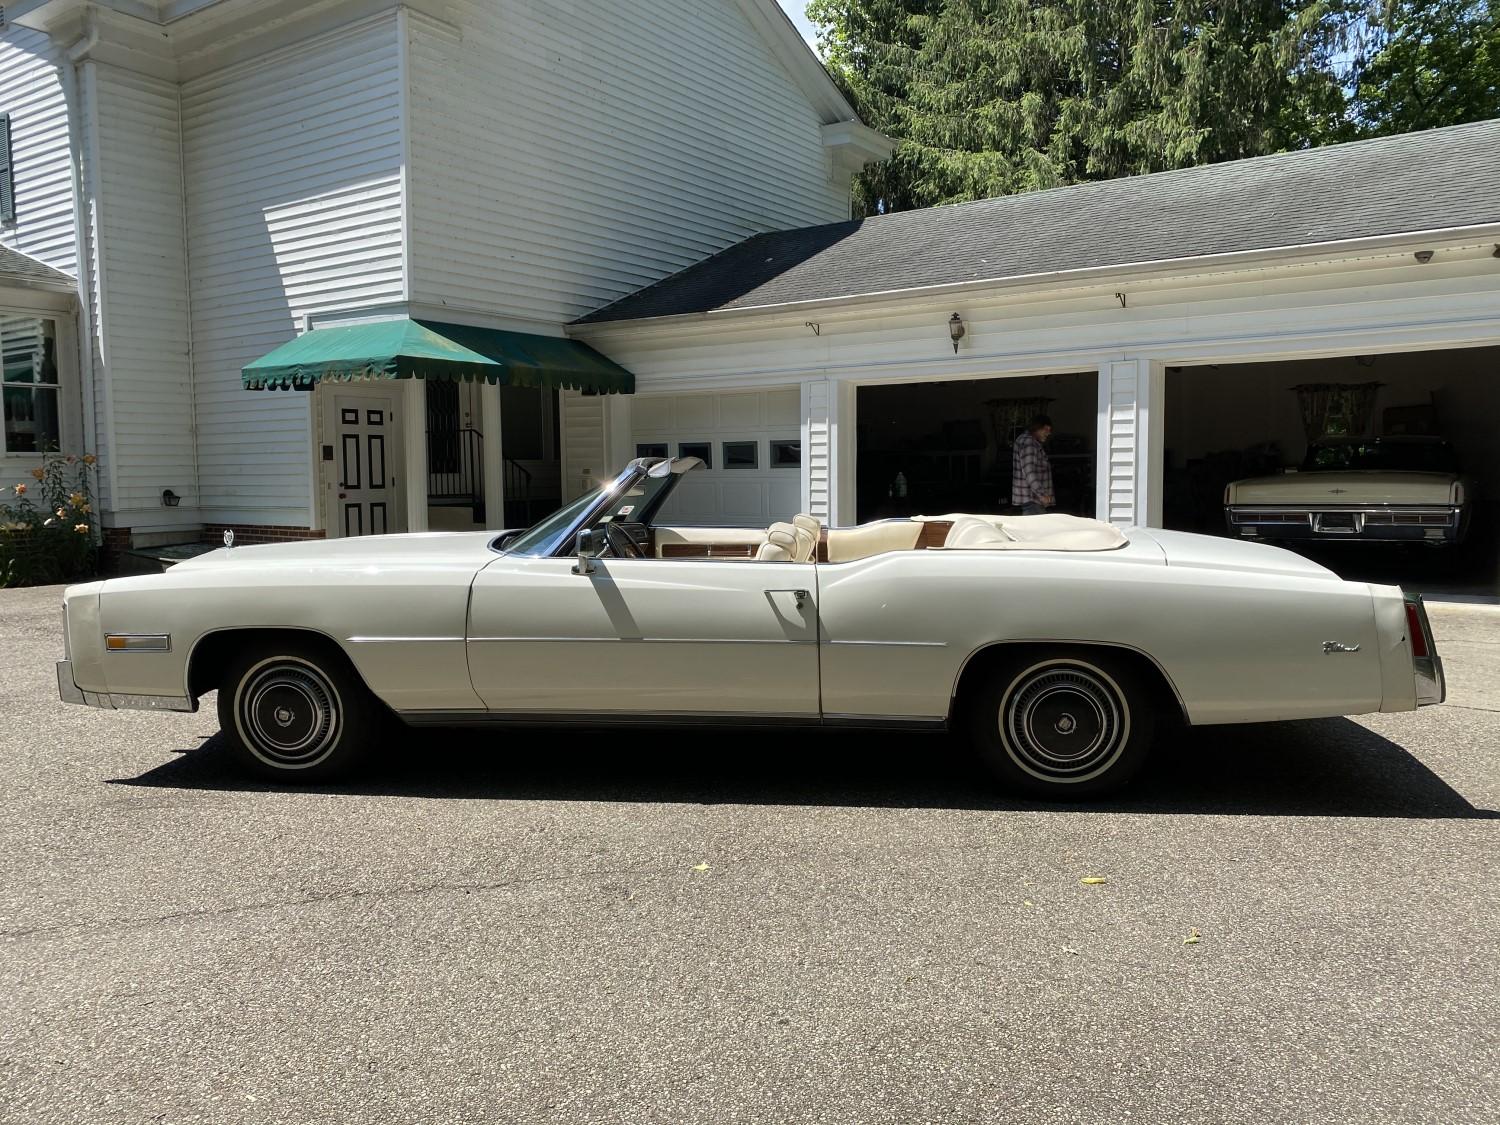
112, 717, 1496, 819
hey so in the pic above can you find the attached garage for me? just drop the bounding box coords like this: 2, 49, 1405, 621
572, 120, 1500, 603
630, 387, 804, 526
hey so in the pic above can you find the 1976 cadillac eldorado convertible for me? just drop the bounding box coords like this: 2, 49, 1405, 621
56, 456, 1444, 797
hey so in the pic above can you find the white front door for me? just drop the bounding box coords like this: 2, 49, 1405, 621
466, 556, 820, 717
334, 392, 399, 537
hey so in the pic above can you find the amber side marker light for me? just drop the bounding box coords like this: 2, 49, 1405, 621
105, 634, 171, 653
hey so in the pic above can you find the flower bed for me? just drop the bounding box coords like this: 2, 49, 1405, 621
1, 454, 99, 587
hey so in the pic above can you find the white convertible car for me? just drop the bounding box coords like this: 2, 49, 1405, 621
57, 456, 1443, 797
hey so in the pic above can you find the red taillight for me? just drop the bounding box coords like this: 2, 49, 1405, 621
1405, 602, 1429, 659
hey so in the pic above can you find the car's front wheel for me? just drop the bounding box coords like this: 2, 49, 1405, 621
217, 642, 376, 781
968, 649, 1156, 798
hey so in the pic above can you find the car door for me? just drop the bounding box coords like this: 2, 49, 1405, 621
466, 553, 819, 718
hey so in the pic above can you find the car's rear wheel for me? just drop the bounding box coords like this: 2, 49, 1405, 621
217, 642, 376, 781
968, 649, 1155, 798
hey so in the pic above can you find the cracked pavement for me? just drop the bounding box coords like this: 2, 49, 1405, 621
2, 584, 1498, 1124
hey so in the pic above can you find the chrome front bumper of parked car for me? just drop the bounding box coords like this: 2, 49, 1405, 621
55, 659, 195, 712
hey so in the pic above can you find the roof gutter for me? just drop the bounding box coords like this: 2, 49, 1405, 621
569, 222, 1500, 338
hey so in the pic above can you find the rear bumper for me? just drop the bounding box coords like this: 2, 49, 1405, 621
1225, 506, 1465, 544
56, 659, 195, 713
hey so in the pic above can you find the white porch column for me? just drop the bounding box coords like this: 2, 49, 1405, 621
1096, 358, 1165, 527
831, 379, 856, 527
801, 377, 833, 521
402, 378, 429, 532
480, 381, 505, 529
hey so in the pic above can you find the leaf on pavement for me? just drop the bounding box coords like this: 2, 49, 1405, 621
1184, 928, 1201, 945
691, 862, 711, 873
1080, 876, 1108, 885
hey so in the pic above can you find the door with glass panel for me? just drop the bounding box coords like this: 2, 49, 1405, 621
334, 393, 399, 537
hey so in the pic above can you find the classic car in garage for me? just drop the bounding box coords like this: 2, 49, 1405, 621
57, 456, 1444, 797
1224, 435, 1474, 546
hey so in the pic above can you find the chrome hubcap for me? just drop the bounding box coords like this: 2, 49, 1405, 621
236, 658, 340, 769
999, 662, 1129, 784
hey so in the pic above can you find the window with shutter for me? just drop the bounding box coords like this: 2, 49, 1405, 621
0, 114, 13, 222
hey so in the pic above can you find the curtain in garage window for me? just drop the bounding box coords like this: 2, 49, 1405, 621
1292, 382, 1383, 442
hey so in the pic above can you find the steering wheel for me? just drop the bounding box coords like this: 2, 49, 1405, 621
604, 521, 646, 559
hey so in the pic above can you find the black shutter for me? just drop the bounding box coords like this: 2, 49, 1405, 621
0, 114, 13, 222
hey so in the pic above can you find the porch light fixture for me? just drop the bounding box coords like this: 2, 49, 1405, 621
948, 313, 965, 353
161, 489, 181, 507
1414, 249, 1434, 264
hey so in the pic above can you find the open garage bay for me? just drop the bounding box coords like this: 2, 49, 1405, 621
1165, 346, 1500, 599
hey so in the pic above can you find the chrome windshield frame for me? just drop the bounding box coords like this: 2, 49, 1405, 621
501, 457, 695, 560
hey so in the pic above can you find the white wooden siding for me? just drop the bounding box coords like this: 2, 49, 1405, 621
84, 64, 196, 518
406, 0, 852, 324
0, 27, 76, 276
181, 17, 405, 525
560, 389, 607, 501
802, 379, 831, 521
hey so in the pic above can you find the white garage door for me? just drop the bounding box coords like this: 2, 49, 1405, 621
631, 388, 803, 526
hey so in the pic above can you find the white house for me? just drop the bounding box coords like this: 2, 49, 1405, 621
0, 0, 891, 554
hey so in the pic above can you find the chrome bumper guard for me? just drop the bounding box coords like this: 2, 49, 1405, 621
56, 660, 196, 713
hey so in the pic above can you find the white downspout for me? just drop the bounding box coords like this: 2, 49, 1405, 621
60, 26, 100, 506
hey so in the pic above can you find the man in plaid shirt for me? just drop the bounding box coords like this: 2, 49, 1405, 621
1011, 415, 1055, 515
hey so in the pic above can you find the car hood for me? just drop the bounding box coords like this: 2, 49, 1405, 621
1131, 527, 1340, 581
1226, 471, 1458, 505
171, 531, 501, 570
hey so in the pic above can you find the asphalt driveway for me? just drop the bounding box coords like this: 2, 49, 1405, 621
1, 583, 1497, 1124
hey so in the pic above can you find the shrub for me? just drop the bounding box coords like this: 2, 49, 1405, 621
1, 454, 100, 587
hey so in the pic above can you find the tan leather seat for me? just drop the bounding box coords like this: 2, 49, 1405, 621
825, 520, 923, 562
791, 513, 822, 561
765, 520, 816, 563
756, 526, 797, 561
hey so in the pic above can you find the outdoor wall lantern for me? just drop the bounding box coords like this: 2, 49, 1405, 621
161, 489, 181, 507
948, 313, 966, 353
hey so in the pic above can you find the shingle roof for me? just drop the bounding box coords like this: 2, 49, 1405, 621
0, 244, 74, 289
576, 119, 1500, 325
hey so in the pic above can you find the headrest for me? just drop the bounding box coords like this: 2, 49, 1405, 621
792, 513, 822, 536
766, 527, 797, 551
770, 520, 816, 563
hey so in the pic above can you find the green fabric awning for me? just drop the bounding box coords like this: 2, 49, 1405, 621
242, 318, 634, 393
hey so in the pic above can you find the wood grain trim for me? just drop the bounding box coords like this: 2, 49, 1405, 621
661, 543, 758, 558
916, 521, 953, 549
817, 529, 829, 562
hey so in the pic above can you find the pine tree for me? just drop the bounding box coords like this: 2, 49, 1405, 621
808, 0, 1354, 214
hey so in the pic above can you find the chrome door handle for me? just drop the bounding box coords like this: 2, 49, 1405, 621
767, 588, 810, 608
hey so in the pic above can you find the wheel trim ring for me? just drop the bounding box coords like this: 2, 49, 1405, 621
233, 656, 343, 770
997, 660, 1131, 785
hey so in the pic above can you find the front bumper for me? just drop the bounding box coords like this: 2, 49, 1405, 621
55, 659, 196, 713
1225, 505, 1465, 544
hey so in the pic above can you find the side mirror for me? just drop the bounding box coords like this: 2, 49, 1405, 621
572, 527, 602, 575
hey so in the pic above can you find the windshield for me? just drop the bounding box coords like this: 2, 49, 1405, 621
1301, 440, 1458, 474
499, 460, 687, 557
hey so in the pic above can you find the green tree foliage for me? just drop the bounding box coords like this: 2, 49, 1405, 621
1352, 1, 1500, 135
807, 0, 1496, 214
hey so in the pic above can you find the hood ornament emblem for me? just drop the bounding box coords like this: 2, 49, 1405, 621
223, 529, 235, 549
1322, 641, 1361, 654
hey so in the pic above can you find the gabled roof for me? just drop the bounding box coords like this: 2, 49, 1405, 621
0, 244, 75, 291
575, 119, 1500, 325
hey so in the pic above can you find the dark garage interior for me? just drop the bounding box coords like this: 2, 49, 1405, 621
856, 373, 1097, 522
1163, 345, 1500, 596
